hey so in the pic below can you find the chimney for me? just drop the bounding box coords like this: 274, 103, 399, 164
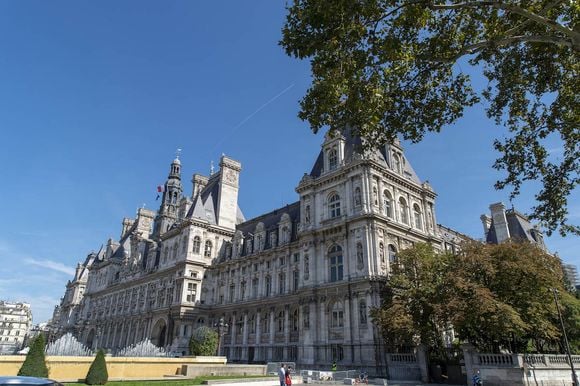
192, 174, 209, 198
480, 214, 491, 240
490, 202, 510, 243
121, 218, 134, 239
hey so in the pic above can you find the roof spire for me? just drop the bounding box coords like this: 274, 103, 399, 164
210, 160, 215, 175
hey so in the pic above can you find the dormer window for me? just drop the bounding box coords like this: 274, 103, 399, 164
328, 148, 338, 170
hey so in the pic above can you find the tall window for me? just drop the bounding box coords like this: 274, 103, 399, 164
229, 284, 235, 302
383, 191, 393, 218
293, 270, 299, 292
265, 276, 272, 297
249, 314, 256, 333
278, 311, 285, 332
399, 197, 409, 224
328, 148, 338, 170
252, 278, 259, 298
331, 303, 344, 328
413, 204, 423, 230
292, 309, 299, 331
187, 283, 197, 302
329, 193, 341, 218
279, 272, 286, 294
240, 281, 246, 301
263, 312, 270, 332
204, 240, 213, 257
329, 245, 344, 282
192, 236, 201, 254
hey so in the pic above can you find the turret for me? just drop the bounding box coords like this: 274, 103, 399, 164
154, 155, 184, 234
216, 155, 241, 229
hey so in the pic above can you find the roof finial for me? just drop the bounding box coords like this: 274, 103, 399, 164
210, 160, 215, 175
175, 148, 182, 160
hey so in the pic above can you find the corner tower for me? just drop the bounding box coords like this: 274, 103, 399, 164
216, 155, 241, 229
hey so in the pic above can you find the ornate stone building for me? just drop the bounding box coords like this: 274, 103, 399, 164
54, 129, 465, 372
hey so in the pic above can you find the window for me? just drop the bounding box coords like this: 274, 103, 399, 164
399, 197, 409, 224
331, 344, 344, 361
329, 193, 341, 218
328, 148, 338, 170
229, 284, 235, 302
277, 311, 285, 332
413, 203, 423, 230
252, 278, 259, 298
279, 273, 286, 294
240, 281, 246, 300
379, 243, 385, 263
329, 245, 344, 282
263, 312, 270, 332
204, 240, 213, 257
303, 306, 310, 328
383, 191, 393, 218
331, 304, 344, 328
249, 314, 256, 333
192, 236, 201, 254
293, 253, 300, 263
291, 309, 299, 331
293, 270, 299, 291
354, 187, 361, 207
388, 244, 398, 263
359, 300, 367, 324
356, 242, 364, 269
265, 276, 272, 296
280, 256, 286, 266
187, 283, 197, 302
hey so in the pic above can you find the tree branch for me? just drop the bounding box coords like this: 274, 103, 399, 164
503, 0, 567, 36
430, 1, 580, 44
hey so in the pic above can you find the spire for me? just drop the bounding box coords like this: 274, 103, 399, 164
153, 153, 184, 235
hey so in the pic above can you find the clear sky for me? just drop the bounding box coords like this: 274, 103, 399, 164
0, 1, 577, 323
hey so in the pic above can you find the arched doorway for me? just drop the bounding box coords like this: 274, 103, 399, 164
151, 319, 167, 347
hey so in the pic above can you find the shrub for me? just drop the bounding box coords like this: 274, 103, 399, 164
189, 326, 219, 356
85, 349, 108, 385
18, 334, 48, 377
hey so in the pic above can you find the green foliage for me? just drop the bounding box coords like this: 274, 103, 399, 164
281, 0, 579, 236
189, 326, 219, 356
372, 242, 580, 353
18, 334, 48, 378
85, 349, 108, 385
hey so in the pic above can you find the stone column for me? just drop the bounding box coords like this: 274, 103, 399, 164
461, 343, 477, 384
284, 305, 290, 358
416, 344, 429, 383
242, 312, 249, 359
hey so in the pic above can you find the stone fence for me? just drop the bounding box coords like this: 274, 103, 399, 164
463, 344, 580, 386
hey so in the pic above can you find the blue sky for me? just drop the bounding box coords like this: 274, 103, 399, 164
0, 1, 577, 323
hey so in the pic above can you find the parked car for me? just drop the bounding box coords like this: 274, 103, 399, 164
0, 377, 63, 386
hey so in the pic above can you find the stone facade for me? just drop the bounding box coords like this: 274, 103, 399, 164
53, 129, 464, 374
0, 301, 32, 354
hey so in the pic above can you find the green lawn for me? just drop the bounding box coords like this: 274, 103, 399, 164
63, 375, 274, 385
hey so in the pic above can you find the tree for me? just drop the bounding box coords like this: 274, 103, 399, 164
189, 326, 219, 356
372, 242, 580, 353
85, 349, 108, 385
281, 0, 579, 236
18, 334, 49, 378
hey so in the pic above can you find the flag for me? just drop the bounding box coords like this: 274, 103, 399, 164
157, 185, 164, 193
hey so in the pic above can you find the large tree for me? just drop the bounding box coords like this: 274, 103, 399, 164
281, 0, 579, 236
372, 242, 580, 353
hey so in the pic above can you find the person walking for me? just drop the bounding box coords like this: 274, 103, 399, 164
285, 366, 293, 385
278, 363, 286, 386
331, 361, 337, 371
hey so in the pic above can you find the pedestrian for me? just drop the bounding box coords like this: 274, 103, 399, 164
472, 369, 482, 386
331, 361, 337, 371
285, 366, 293, 385
278, 363, 286, 386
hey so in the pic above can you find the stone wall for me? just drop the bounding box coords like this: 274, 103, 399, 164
0, 355, 239, 382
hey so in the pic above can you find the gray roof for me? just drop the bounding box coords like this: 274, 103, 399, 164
486, 209, 545, 246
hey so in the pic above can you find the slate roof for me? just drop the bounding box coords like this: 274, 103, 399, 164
486, 208, 544, 245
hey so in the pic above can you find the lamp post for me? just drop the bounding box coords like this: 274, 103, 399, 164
552, 288, 578, 386
214, 317, 229, 356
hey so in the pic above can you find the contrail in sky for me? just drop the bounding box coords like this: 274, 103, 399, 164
211, 83, 295, 152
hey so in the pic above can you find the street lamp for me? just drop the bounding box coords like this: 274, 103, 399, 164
214, 317, 229, 356
552, 288, 579, 386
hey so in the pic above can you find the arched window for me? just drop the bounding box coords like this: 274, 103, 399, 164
383, 191, 393, 218
329, 193, 341, 218
359, 300, 367, 324
354, 187, 362, 207
328, 245, 343, 282
328, 148, 338, 170
399, 197, 409, 224
192, 236, 201, 254
356, 242, 364, 270
277, 311, 285, 332
379, 242, 385, 263
388, 244, 397, 263
204, 241, 213, 257
413, 204, 423, 230
393, 154, 402, 174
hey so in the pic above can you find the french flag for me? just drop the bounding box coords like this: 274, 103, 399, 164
156, 185, 165, 200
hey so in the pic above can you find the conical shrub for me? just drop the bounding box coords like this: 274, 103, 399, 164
85, 349, 108, 385
18, 334, 49, 377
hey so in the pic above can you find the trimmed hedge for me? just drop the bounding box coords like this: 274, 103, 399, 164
85, 349, 108, 385
18, 334, 49, 377
189, 326, 218, 356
